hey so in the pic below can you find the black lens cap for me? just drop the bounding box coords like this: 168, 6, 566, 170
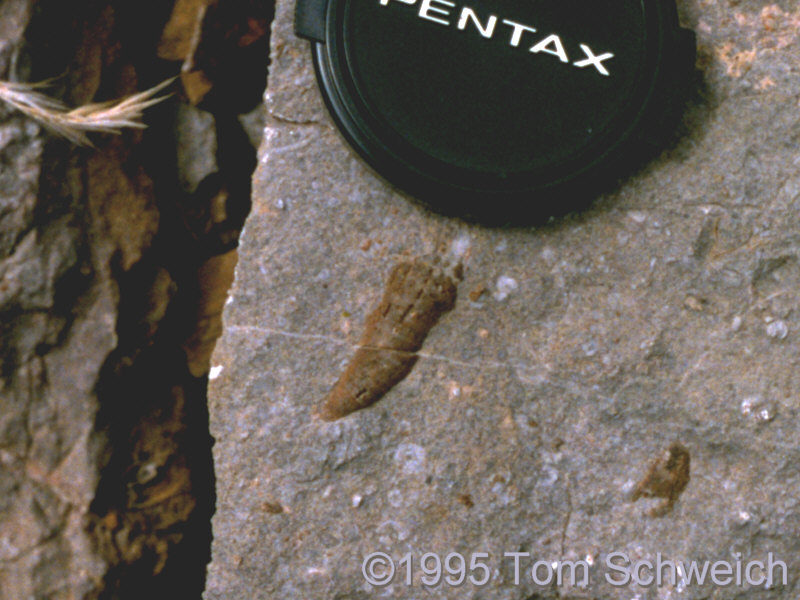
296, 0, 695, 222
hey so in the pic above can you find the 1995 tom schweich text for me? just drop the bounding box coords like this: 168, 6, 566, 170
361, 551, 788, 589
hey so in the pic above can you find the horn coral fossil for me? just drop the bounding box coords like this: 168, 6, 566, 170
318, 257, 462, 420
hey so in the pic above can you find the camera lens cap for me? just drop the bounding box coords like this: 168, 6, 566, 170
296, 0, 695, 222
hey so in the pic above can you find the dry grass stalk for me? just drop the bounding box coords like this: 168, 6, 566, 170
0, 78, 173, 145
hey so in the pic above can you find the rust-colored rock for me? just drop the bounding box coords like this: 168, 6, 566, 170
157, 0, 208, 61
183, 249, 238, 377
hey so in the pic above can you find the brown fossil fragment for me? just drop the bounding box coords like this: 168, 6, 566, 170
318, 257, 462, 420
632, 442, 691, 517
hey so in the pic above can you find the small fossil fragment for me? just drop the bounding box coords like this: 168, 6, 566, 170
468, 283, 487, 302
632, 442, 690, 517
261, 500, 284, 514
457, 493, 475, 509
317, 257, 462, 420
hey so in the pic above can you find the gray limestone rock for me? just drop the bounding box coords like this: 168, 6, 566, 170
0, 101, 113, 599
177, 103, 218, 194
207, 1, 800, 598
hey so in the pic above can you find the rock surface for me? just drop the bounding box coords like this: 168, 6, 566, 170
207, 1, 800, 598
0, 3, 112, 597
0, 1, 269, 597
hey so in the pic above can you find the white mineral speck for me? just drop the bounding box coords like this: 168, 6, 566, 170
494, 276, 519, 301
738, 511, 751, 522
449, 234, 472, 258
766, 320, 788, 339
209, 365, 223, 380
731, 316, 743, 331
448, 381, 461, 399
540, 465, 559, 486
628, 211, 648, 223
377, 520, 410, 544
351, 494, 363, 508
394, 443, 426, 474
387, 489, 404, 508
740, 396, 757, 416
740, 396, 776, 422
